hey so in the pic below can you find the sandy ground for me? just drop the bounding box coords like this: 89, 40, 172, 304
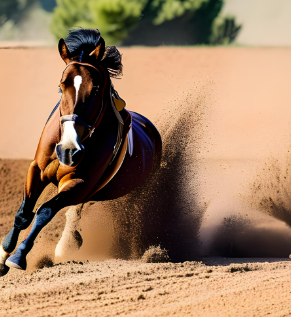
1, 47, 291, 316
2, 258, 291, 317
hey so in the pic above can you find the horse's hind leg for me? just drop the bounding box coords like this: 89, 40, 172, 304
55, 204, 84, 262
0, 161, 48, 276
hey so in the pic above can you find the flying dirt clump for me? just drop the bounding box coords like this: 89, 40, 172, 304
35, 255, 54, 269
141, 245, 170, 263
226, 263, 261, 273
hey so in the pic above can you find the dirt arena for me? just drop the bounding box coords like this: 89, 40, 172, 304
1, 46, 291, 316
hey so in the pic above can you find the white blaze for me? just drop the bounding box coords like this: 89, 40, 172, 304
74, 75, 82, 105
62, 121, 81, 151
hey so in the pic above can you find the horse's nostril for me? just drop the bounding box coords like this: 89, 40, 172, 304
71, 148, 84, 164
56, 144, 84, 166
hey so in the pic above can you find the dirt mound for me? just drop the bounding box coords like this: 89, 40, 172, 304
141, 245, 170, 263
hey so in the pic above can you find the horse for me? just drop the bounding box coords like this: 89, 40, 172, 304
0, 28, 162, 276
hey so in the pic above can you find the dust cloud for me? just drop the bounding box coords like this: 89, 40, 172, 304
197, 49, 291, 258
4, 48, 291, 267
41, 82, 211, 264
36, 76, 291, 264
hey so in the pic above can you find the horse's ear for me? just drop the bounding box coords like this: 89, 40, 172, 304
89, 37, 106, 61
58, 38, 70, 64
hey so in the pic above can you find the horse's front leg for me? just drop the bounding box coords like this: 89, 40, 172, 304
0, 161, 48, 276
5, 180, 84, 271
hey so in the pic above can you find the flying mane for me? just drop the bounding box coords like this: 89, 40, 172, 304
64, 28, 123, 78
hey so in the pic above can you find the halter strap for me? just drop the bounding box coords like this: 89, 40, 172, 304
60, 114, 92, 130
61, 61, 100, 77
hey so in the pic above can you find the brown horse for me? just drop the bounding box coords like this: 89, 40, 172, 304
0, 29, 162, 276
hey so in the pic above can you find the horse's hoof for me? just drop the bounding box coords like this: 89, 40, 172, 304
5, 258, 25, 270
5, 249, 27, 271
55, 230, 83, 260
0, 263, 9, 276
6, 257, 26, 270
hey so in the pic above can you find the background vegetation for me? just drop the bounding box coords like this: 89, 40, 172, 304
0, 0, 53, 41
0, 0, 241, 45
50, 0, 241, 45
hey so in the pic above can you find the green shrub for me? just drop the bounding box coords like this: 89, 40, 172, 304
210, 14, 241, 45
50, 0, 91, 40
151, 0, 208, 25
89, 0, 146, 44
50, 0, 145, 44
50, 0, 241, 45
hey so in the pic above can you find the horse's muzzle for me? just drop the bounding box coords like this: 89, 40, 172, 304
56, 144, 84, 166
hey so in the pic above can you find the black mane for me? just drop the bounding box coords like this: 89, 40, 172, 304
64, 28, 122, 78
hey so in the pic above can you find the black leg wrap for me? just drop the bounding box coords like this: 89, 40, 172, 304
5, 192, 71, 270
2, 227, 21, 253
14, 199, 35, 230
2, 198, 35, 254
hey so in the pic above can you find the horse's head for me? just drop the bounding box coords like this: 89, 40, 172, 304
56, 37, 108, 167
